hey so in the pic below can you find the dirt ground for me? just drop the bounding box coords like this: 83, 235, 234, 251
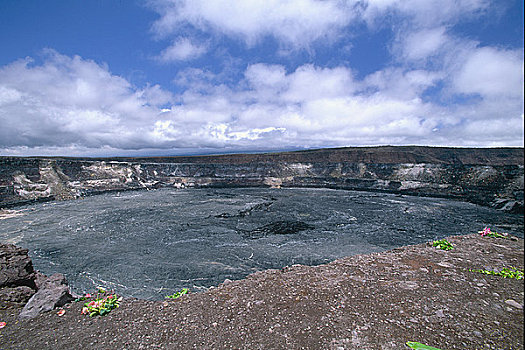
0, 233, 523, 350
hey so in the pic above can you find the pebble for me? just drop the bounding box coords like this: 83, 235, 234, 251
437, 262, 453, 268
504, 299, 523, 309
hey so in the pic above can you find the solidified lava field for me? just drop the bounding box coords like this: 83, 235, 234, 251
0, 187, 523, 299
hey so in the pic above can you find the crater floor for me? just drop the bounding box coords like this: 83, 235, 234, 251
0, 188, 522, 299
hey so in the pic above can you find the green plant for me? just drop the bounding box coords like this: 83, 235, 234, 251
479, 227, 508, 239
74, 292, 93, 302
432, 239, 454, 251
469, 267, 524, 280
406, 341, 442, 350
486, 232, 508, 239
81, 290, 122, 317
166, 288, 189, 299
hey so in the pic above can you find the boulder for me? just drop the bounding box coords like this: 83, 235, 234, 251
19, 273, 74, 319
34, 270, 48, 290
0, 244, 75, 318
0, 243, 37, 290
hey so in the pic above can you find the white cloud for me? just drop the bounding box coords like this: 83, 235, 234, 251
149, 0, 355, 48
0, 51, 171, 150
147, 0, 496, 77
283, 65, 357, 102
149, 0, 491, 48
0, 86, 22, 105
245, 64, 287, 89
453, 46, 524, 98
402, 27, 448, 61
1, 45, 523, 157
161, 64, 445, 146
364, 68, 441, 99
1, 0, 522, 156
157, 37, 208, 62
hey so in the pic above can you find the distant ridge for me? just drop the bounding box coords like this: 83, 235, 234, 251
17, 146, 522, 166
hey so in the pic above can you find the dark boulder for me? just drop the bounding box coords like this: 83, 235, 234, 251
0, 243, 75, 318
19, 273, 74, 319
0, 243, 37, 290
34, 270, 48, 290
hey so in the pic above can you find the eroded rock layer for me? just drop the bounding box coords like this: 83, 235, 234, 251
0, 146, 523, 213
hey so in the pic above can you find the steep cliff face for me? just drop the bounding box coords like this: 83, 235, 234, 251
0, 147, 523, 213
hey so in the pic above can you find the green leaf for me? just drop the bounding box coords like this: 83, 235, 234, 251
406, 341, 442, 350
469, 266, 523, 280
432, 239, 454, 251
166, 288, 190, 299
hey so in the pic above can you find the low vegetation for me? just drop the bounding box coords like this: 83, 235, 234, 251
78, 287, 122, 317
432, 239, 454, 251
469, 266, 524, 280
166, 288, 189, 299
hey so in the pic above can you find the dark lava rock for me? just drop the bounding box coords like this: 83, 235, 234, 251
0, 243, 75, 318
0, 244, 37, 290
19, 273, 74, 319
33, 270, 48, 290
0, 286, 35, 305
242, 220, 314, 238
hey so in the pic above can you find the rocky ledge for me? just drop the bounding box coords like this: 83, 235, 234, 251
0, 244, 75, 319
1, 146, 524, 213
0, 234, 523, 349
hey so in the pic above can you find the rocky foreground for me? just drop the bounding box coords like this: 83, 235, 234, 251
0, 233, 523, 349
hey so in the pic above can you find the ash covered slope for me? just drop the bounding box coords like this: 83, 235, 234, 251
0, 146, 523, 212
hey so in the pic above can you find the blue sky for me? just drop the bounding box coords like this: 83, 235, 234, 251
0, 0, 523, 156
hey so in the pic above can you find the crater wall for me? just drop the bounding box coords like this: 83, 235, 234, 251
1, 146, 523, 213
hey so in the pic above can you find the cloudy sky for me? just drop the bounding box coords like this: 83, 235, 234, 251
0, 0, 523, 156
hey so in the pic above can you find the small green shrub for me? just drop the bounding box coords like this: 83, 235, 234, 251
166, 288, 189, 299
432, 239, 454, 251
469, 267, 524, 280
406, 341, 442, 350
81, 290, 122, 317
479, 227, 508, 239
